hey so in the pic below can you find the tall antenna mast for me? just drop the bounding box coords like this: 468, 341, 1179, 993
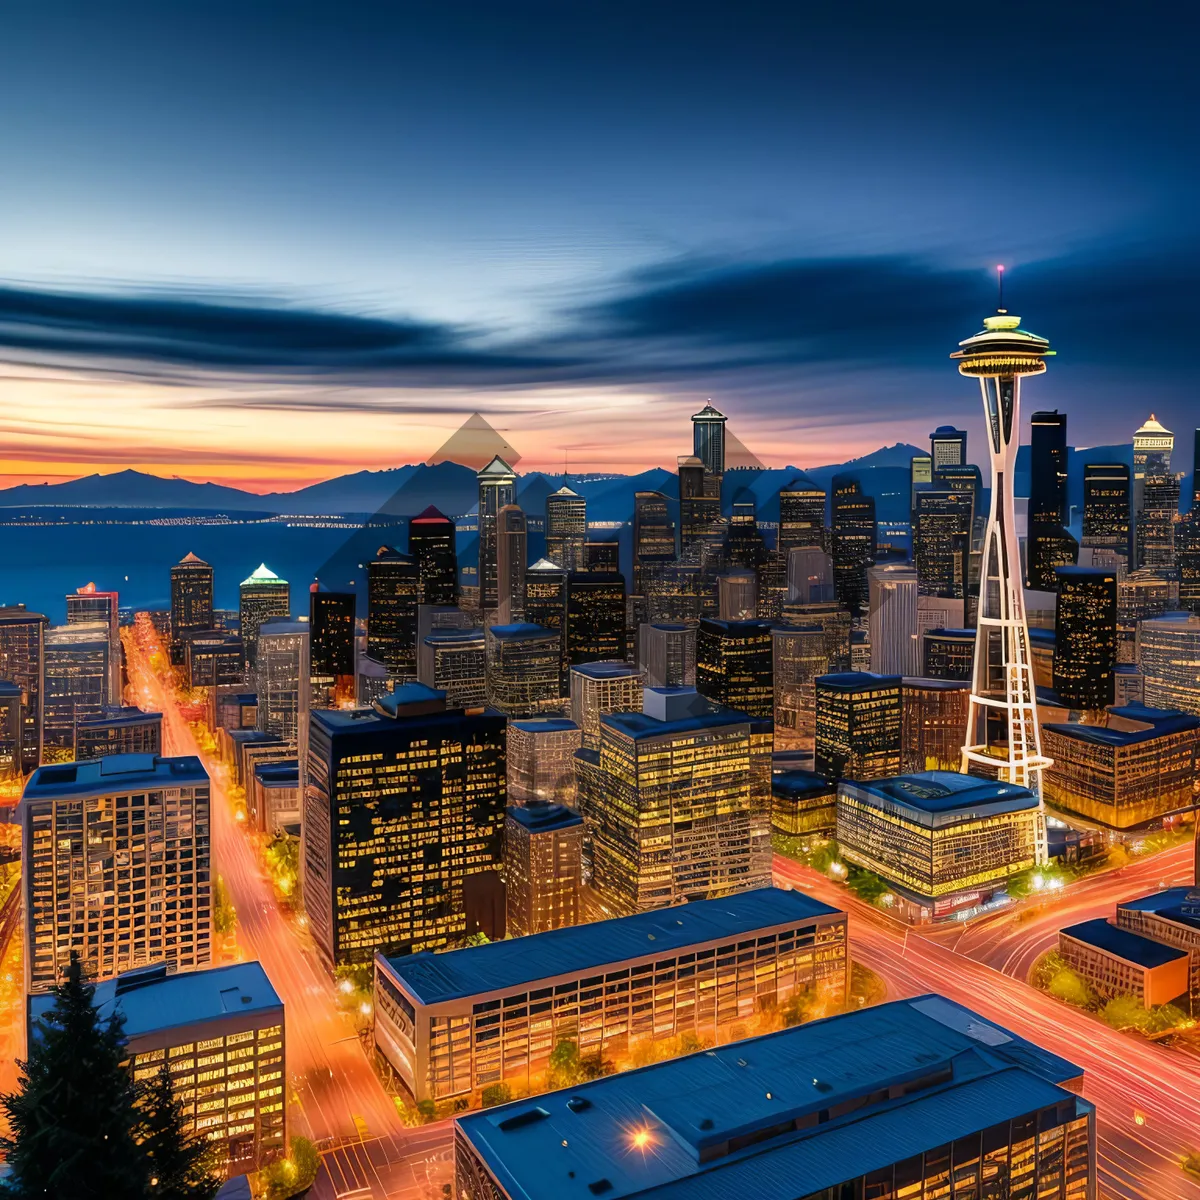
997, 264, 1005, 312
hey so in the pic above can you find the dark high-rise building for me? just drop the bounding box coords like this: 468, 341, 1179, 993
1029, 410, 1068, 526
814, 671, 902, 781
75, 706, 163, 760
1179, 515, 1200, 615
922, 627, 975, 681
1193, 427, 1200, 512
66, 583, 121, 707
496, 505, 527, 624
1053, 565, 1118, 710
525, 557, 566, 653
238, 564, 289, 670
304, 683, 506, 967
929, 424, 967, 470
408, 505, 458, 606
909, 454, 932, 520
583, 540, 620, 574
1082, 462, 1132, 564
1133, 414, 1177, 569
900, 677, 970, 773
504, 802, 583, 938
367, 547, 420, 674
913, 487, 972, 598
725, 491, 767, 570
678, 454, 720, 549
0, 605, 48, 774
632, 491, 675, 595
477, 455, 517, 615
565, 572, 626, 665
485, 624, 563, 715
545, 486, 586, 573
638, 622, 696, 687
696, 618, 773, 717
691, 401, 727, 477
755, 549, 788, 622
43, 623, 109, 758
777, 474, 826, 553
170, 552, 214, 664
1026, 409, 1076, 590
309, 586, 355, 697
0, 682, 22, 785
830, 475, 875, 614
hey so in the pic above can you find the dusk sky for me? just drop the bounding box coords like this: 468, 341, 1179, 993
2, 2, 1197, 491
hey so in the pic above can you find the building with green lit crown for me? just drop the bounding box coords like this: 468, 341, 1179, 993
238, 563, 289, 669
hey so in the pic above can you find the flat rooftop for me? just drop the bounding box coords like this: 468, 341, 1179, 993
1061, 918, 1187, 969
601, 705, 760, 741
570, 661, 642, 679
842, 772, 1038, 823
771, 768, 835, 800
488, 623, 556, 641
455, 994, 1085, 1200
23, 754, 208, 801
1117, 888, 1200, 932
383, 888, 841, 1006
1044, 711, 1199, 747
77, 706, 163, 729
816, 671, 901, 691
510, 717, 579, 734
506, 803, 583, 833
29, 961, 281, 1042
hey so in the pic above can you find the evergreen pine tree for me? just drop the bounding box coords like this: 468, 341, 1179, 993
139, 1064, 222, 1200
0, 955, 145, 1199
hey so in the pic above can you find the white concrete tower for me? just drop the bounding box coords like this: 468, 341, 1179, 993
952, 303, 1054, 864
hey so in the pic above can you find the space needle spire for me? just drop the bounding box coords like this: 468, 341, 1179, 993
952, 276, 1054, 864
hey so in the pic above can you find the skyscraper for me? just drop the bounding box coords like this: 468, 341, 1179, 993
1133, 414, 1178, 569
0, 605, 47, 774
0, 682, 23, 785
238, 565, 289, 670
1026, 410, 1077, 591
504, 802, 583, 937
67, 583, 121, 706
1053, 566, 1118, 710
691, 401, 727, 477
638, 622, 696, 687
170, 552, 214, 664
255, 618, 310, 764
786, 546, 835, 604
544, 485, 586, 573
772, 623, 828, 752
496, 504, 528, 624
1179, 514, 1200, 614
1082, 462, 1132, 565
506, 717, 582, 808
524, 557, 567, 677
909, 454, 932, 519
777, 475, 826, 553
913, 487, 971, 598
22, 754, 211, 992
632, 490, 676, 595
678, 454, 720, 549
929, 424, 967, 469
696, 618, 773, 717
717, 571, 756, 620
1138, 612, 1200, 715
408, 505, 458, 606
564, 572, 626, 665
724, 491, 767, 570
424, 628, 487, 708
304, 683, 506, 966
570, 661, 644, 749
43, 622, 110, 759
952, 305, 1052, 860
485, 623, 563, 715
900, 677, 970, 772
814, 671, 902, 781
366, 547, 420, 675
476, 455, 517, 616
830, 475, 875, 614
308, 586, 355, 703
577, 687, 772, 913
867, 563, 920, 677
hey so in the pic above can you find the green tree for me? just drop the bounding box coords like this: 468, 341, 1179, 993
262, 1137, 320, 1199
140, 1064, 222, 1199
1048, 967, 1094, 1009
0, 955, 145, 1199
480, 1083, 512, 1109
212, 876, 236, 937
547, 1039, 582, 1088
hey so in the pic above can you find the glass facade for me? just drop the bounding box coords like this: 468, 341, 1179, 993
696, 618, 773, 718
1138, 613, 1200, 715
814, 674, 902, 781
900, 679, 969, 773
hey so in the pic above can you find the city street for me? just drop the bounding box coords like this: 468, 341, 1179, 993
123, 627, 455, 1199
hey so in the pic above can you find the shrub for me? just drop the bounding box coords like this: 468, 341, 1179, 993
480, 1084, 511, 1109
1047, 967, 1095, 1009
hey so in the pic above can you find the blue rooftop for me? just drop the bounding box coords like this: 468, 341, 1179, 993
902, 676, 970, 691
382, 888, 840, 1006
570, 661, 642, 679
489, 622, 556, 641
29, 961, 281, 1043
1044, 710, 1199, 747
77, 706, 163, 729
816, 671, 900, 690
1117, 889, 1200, 932
771, 769, 835, 800
1055, 565, 1118, 579
600, 705, 759, 741
510, 717, 580, 734
506, 802, 583, 834
455, 994, 1086, 1200
923, 628, 975, 639
844, 772, 1038, 823
1061, 918, 1187, 969
24, 754, 207, 802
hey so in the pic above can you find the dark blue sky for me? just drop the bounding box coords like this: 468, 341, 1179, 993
1, 1, 1197, 486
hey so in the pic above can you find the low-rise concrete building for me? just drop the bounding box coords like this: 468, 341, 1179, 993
1059, 918, 1189, 1009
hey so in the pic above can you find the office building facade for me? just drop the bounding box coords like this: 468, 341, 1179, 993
914, 486, 972, 598
67, 582, 121, 707
425, 627, 487, 709
0, 605, 47, 774
504, 801, 583, 938
570, 661, 644, 750
922, 627, 975, 681
814, 672, 902, 781
867, 563, 920, 677
930, 424, 968, 469
692, 402, 727, 477
409, 505, 458, 606
477, 456, 517, 615
772, 624, 828, 752
22, 754, 212, 992
485, 623, 563, 715
75, 706, 162, 760
454, 994, 1094, 1200
255, 618, 309, 762
545, 486, 586, 574
632, 490, 676, 596
1053, 566, 1118, 710
304, 684, 507, 967
367, 547, 420, 675
695, 618, 773, 717
1138, 612, 1200, 715
506, 717, 582, 808
901, 677, 970, 773
830, 475, 875, 614
564, 572, 626, 665
778, 475, 826, 553
771, 768, 837, 837
1082, 462, 1132, 565
170, 552, 214, 664
43, 622, 110, 758
496, 505, 527, 625
577, 688, 772, 914
638, 622, 696, 688
379, 888, 847, 1104
308, 587, 356, 701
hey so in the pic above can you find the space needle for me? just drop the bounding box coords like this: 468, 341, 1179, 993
952, 270, 1053, 864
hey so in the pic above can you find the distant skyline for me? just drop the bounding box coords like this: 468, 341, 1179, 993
2, 3, 1198, 491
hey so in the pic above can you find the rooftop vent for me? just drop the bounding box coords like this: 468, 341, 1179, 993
566, 1097, 591, 1113
588, 1181, 613, 1196
498, 1107, 550, 1132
